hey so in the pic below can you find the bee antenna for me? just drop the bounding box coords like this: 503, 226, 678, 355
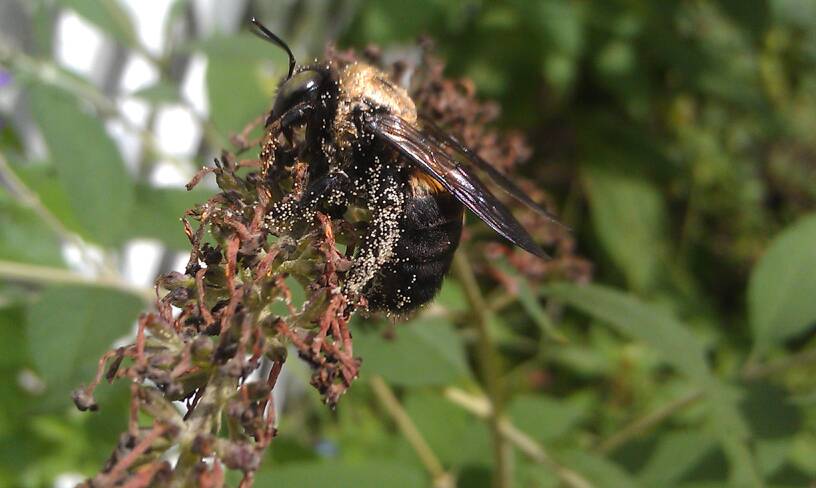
250, 17, 296, 80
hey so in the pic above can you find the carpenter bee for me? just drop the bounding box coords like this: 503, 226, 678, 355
252, 19, 560, 314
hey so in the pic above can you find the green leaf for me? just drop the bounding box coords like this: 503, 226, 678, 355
518, 462, 560, 488
534, 0, 584, 56
404, 392, 490, 466
0, 123, 24, 153
508, 393, 591, 443
741, 383, 802, 440
12, 162, 85, 236
255, 461, 425, 488
190, 34, 280, 60
58, 0, 138, 47
83, 381, 132, 459
0, 188, 63, 267
771, 0, 816, 29
581, 164, 667, 292
435, 280, 468, 314
345, 0, 449, 45
132, 82, 180, 104
545, 283, 710, 382
266, 436, 320, 464
637, 430, 718, 486
202, 35, 279, 137
545, 283, 763, 487
741, 383, 802, 477
1, 307, 125, 486
560, 450, 642, 488
748, 213, 816, 351
721, 0, 770, 39
514, 273, 568, 343
0, 307, 43, 488
26, 286, 143, 403
28, 85, 135, 246
128, 184, 212, 250
790, 431, 816, 479
0, 305, 29, 370
354, 317, 471, 386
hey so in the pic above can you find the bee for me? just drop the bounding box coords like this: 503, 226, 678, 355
253, 19, 560, 314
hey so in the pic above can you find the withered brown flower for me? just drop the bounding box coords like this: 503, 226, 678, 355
74, 42, 587, 488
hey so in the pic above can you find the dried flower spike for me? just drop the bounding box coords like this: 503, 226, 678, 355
76, 30, 580, 487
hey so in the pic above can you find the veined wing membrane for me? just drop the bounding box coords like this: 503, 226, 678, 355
367, 113, 548, 259
418, 115, 565, 227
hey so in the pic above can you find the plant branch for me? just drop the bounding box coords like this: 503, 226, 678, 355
444, 387, 595, 488
596, 389, 704, 454
370, 375, 454, 488
0, 150, 131, 282
0, 151, 119, 272
452, 252, 512, 488
0, 260, 153, 303
0, 151, 74, 244
742, 347, 816, 380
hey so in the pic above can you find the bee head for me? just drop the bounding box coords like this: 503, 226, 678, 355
251, 18, 337, 130
270, 68, 330, 123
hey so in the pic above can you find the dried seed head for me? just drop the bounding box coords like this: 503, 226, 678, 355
74, 39, 585, 487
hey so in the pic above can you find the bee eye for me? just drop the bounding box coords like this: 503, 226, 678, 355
271, 70, 324, 122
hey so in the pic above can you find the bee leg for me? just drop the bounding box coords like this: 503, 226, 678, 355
343, 168, 405, 299
299, 171, 351, 218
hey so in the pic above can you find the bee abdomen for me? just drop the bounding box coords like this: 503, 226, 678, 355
365, 192, 464, 313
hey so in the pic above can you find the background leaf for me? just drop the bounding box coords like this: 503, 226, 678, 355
636, 430, 718, 487
560, 450, 641, 488
128, 184, 213, 250
748, 213, 816, 351
12, 162, 84, 236
545, 283, 710, 381
132, 82, 180, 104
581, 164, 667, 293
508, 394, 591, 444
57, 0, 138, 47
0, 188, 63, 267
545, 283, 763, 486
26, 286, 143, 403
403, 392, 491, 466
28, 85, 135, 246
353, 317, 471, 386
200, 35, 279, 137
0, 305, 38, 486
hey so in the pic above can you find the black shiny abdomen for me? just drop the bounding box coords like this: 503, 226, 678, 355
365, 190, 464, 313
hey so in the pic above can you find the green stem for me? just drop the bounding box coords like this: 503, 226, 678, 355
596, 389, 704, 454
0, 152, 79, 251
453, 252, 511, 488
0, 150, 130, 282
0, 260, 153, 304
370, 375, 454, 488
444, 387, 595, 488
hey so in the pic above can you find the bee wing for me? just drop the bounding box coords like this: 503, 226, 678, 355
417, 115, 566, 228
367, 113, 548, 259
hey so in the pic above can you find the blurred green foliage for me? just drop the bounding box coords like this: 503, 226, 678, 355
1, 0, 816, 487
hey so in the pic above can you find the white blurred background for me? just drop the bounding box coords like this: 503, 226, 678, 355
0, 3, 357, 485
